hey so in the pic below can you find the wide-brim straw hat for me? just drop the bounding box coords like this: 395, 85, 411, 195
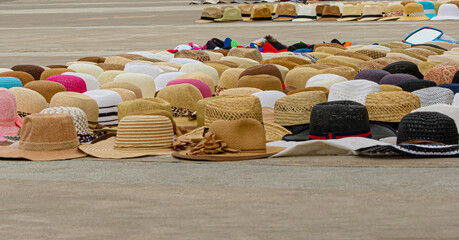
358, 5, 383, 21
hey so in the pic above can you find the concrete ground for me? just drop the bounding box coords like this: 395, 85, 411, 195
1, 0, 459, 239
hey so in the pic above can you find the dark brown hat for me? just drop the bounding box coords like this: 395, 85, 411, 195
11, 65, 44, 80
0, 71, 35, 85
316, 4, 330, 17
238, 74, 283, 91
239, 64, 284, 83
96, 63, 125, 71
77, 56, 106, 63
46, 65, 68, 69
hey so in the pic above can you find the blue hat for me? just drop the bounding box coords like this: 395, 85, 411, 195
419, 1, 437, 19
0, 77, 23, 89
439, 84, 459, 94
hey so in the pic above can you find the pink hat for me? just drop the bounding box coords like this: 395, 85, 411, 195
166, 78, 212, 98
0, 88, 22, 141
46, 75, 87, 93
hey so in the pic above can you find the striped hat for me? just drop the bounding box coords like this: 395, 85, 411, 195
83, 90, 123, 126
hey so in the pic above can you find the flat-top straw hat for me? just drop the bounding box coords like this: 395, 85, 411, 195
216, 68, 245, 94
204, 95, 263, 126
11, 65, 44, 80
196, 7, 222, 23
9, 87, 47, 118
365, 91, 421, 122
337, 5, 362, 21
114, 73, 156, 98
228, 48, 263, 62
40, 68, 75, 80
24, 80, 66, 103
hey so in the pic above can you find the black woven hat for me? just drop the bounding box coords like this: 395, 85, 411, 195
382, 61, 423, 79
395, 79, 437, 92
288, 43, 309, 52
453, 70, 459, 84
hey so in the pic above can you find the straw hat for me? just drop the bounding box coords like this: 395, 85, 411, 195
390, 49, 427, 62
39, 68, 74, 80
335, 51, 373, 62
172, 119, 284, 161
316, 56, 361, 71
67, 63, 104, 78
274, 91, 327, 126
317, 5, 341, 21
239, 64, 284, 83
157, 84, 203, 125
80, 115, 175, 159
219, 87, 262, 96
380, 42, 411, 49
407, 48, 438, 58
62, 72, 100, 91
315, 47, 345, 55
83, 90, 123, 126
214, 7, 243, 22
244, 5, 273, 22
196, 96, 227, 127
167, 78, 212, 98
380, 84, 403, 92
49, 92, 99, 129
96, 63, 124, 71
204, 63, 230, 80
104, 88, 136, 101
23, 80, 66, 103
315, 4, 329, 18
358, 5, 383, 21
216, 68, 245, 94
260, 59, 298, 70
9, 87, 47, 117
287, 86, 329, 97
228, 48, 263, 62
238, 4, 254, 18
355, 49, 387, 59
398, 3, 430, 21
273, 3, 297, 21
78, 56, 105, 63
292, 4, 317, 22
153, 72, 186, 93
124, 62, 163, 79
365, 91, 421, 122
238, 75, 282, 91
0, 71, 35, 86
179, 63, 219, 86
204, 95, 263, 126
272, 56, 311, 66
206, 60, 239, 68
118, 98, 172, 121
424, 66, 459, 85
306, 74, 348, 89
328, 80, 381, 104
100, 81, 143, 98
46, 74, 87, 93
113, 73, 156, 98
175, 50, 210, 62
0, 89, 21, 142
337, 5, 361, 21
358, 57, 399, 71
11, 65, 44, 80
220, 56, 259, 68
196, 7, 222, 23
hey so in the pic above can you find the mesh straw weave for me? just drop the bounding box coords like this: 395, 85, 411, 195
274, 91, 327, 126
355, 49, 387, 59
412, 87, 454, 107
118, 98, 172, 121
365, 91, 421, 122
196, 95, 227, 127
204, 95, 263, 127
175, 50, 210, 62
24, 80, 66, 103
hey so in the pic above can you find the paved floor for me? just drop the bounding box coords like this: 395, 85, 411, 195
1, 0, 459, 239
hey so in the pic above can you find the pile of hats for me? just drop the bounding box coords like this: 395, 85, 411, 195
0, 34, 459, 161
196, 1, 459, 23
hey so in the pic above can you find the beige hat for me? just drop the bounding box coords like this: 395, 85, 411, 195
365, 91, 421, 122
378, 4, 404, 21
67, 63, 104, 78
204, 63, 231, 82
220, 56, 259, 68
100, 81, 143, 98
219, 87, 262, 96
49, 92, 99, 129
337, 5, 362, 21
316, 56, 362, 71
358, 5, 383, 21
157, 84, 203, 126
113, 73, 156, 98
105, 88, 137, 101
23, 80, 66, 103
274, 91, 327, 126
397, 3, 430, 21
227, 48, 263, 62
39, 68, 75, 80
179, 63, 219, 86
9, 87, 47, 117
117, 98, 172, 121
238, 74, 282, 91
216, 68, 245, 95
97, 70, 125, 86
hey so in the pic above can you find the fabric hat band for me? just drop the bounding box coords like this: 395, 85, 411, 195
200, 16, 216, 21
361, 14, 383, 18
424, 9, 436, 14
242, 13, 251, 17
309, 129, 372, 140
321, 15, 341, 18
296, 15, 317, 19
18, 138, 80, 151
385, 11, 403, 17
277, 15, 296, 18
341, 15, 362, 18
251, 17, 273, 21
404, 12, 426, 17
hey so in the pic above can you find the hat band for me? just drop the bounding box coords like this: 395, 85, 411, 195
404, 12, 426, 17
361, 14, 383, 18
251, 17, 273, 20
321, 14, 341, 18
277, 15, 296, 19
341, 14, 362, 18
296, 15, 317, 19
19, 138, 80, 151
309, 129, 372, 140
424, 9, 436, 15
200, 16, 216, 21
385, 11, 403, 17
242, 13, 251, 17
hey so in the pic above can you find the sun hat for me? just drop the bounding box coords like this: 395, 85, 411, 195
380, 84, 404, 92
11, 65, 44, 80
274, 91, 327, 127
124, 62, 163, 80
9, 87, 47, 118
78, 56, 105, 63
306, 74, 348, 89
39, 68, 74, 80
412, 103, 459, 129
0, 88, 22, 142
284, 68, 322, 89
172, 119, 284, 161
336, 5, 361, 21
175, 50, 210, 62
97, 70, 125, 85
382, 61, 424, 79
251, 90, 286, 109
67, 63, 104, 78
204, 63, 230, 78
365, 91, 421, 122
292, 4, 317, 22
126, 109, 181, 137
398, 3, 431, 21
46, 75, 87, 93
100, 81, 142, 98
228, 48, 263, 62
62, 72, 99, 91
113, 73, 156, 98
220, 56, 259, 68
203, 95, 262, 127
379, 73, 418, 85
418, 1, 437, 18
335, 51, 372, 62
355, 49, 388, 59
23, 80, 66, 103
0, 114, 87, 161
104, 88, 136, 101
354, 69, 391, 83
216, 68, 245, 94
328, 80, 381, 105
431, 3, 459, 20
412, 86, 454, 107
118, 98, 172, 121
214, 7, 243, 22
196, 7, 222, 23
154, 72, 186, 92
219, 87, 262, 96
79, 115, 175, 159
238, 75, 282, 91
315, 46, 345, 56
166, 79, 212, 98
179, 63, 219, 86
315, 4, 329, 18
83, 90, 123, 126
380, 42, 411, 49
424, 66, 459, 85
378, 3, 404, 21
49, 92, 99, 129
358, 5, 383, 21
238, 4, 254, 18
239, 64, 283, 83
0, 77, 23, 89
0, 71, 34, 86
244, 5, 272, 22
157, 84, 203, 125
273, 2, 297, 21
39, 107, 97, 144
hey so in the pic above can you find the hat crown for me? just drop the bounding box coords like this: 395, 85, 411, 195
297, 5, 317, 16
437, 3, 459, 16
10, 87, 47, 116
362, 5, 382, 15
341, 5, 361, 16
365, 91, 421, 122
404, 3, 426, 14
274, 91, 327, 126
49, 92, 100, 124
221, 7, 242, 19
276, 3, 297, 16
201, 7, 222, 18
18, 114, 79, 151
157, 83, 203, 111
209, 119, 266, 151
0, 88, 17, 124
251, 6, 272, 18
40, 107, 91, 136
204, 95, 263, 127
118, 98, 171, 121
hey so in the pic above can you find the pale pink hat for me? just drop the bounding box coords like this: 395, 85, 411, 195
0, 88, 23, 141
46, 75, 88, 93
166, 78, 212, 98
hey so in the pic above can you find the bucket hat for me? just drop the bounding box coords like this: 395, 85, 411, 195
100, 81, 142, 98
62, 72, 99, 91
228, 48, 263, 62
398, 3, 431, 21
9, 87, 47, 118
215, 7, 243, 22
175, 72, 215, 95
292, 5, 317, 22
424, 66, 459, 85
79, 115, 175, 159
24, 80, 66, 103
124, 62, 163, 79
179, 63, 219, 86
412, 86, 454, 106
172, 119, 284, 161
118, 98, 172, 122
273, 3, 297, 21
317, 5, 341, 21
431, 3, 459, 20
328, 80, 381, 104
358, 5, 383, 21
395, 79, 437, 92
196, 7, 222, 23
0, 71, 35, 86
83, 90, 123, 126
49, 92, 100, 129
67, 63, 104, 78
40, 68, 75, 80
238, 75, 282, 91
337, 5, 361, 21
419, 1, 437, 18
166, 78, 212, 98
46, 75, 87, 93
0, 114, 86, 161
113, 73, 156, 98
0, 88, 22, 142
0, 77, 23, 89
238, 4, 254, 19
274, 91, 327, 127
365, 91, 421, 122
157, 84, 203, 125
378, 4, 404, 21
11, 65, 44, 80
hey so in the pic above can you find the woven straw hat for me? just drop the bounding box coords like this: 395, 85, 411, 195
0, 89, 21, 141
206, 52, 224, 62
67, 63, 104, 78
0, 114, 86, 161
196, 7, 222, 23
355, 48, 388, 59
100, 81, 143, 98
390, 49, 427, 61
273, 2, 297, 21
24, 80, 66, 103
167, 78, 212, 98
157, 84, 203, 126
287, 86, 330, 97
335, 51, 373, 62
219, 87, 262, 96
228, 48, 263, 62
216, 68, 245, 94
39, 68, 75, 80
80, 115, 175, 159
239, 64, 284, 83
204, 63, 230, 80
172, 119, 285, 161
204, 95, 262, 127
380, 84, 403, 92
274, 91, 327, 126
380, 42, 411, 49
62, 72, 100, 91
9, 87, 47, 117
398, 3, 431, 21
49, 92, 99, 128
97, 70, 124, 85
220, 56, 259, 68
176, 72, 216, 95
103, 56, 133, 66
78, 56, 105, 63
306, 74, 348, 89
179, 63, 219, 86
271, 56, 311, 66
365, 91, 421, 122
358, 57, 399, 71
175, 50, 210, 62
358, 5, 383, 21
105, 88, 136, 101
196, 96, 227, 127
413, 86, 454, 106
114, 73, 156, 98
118, 98, 171, 121
11, 65, 44, 80
328, 80, 381, 104
244, 5, 272, 22
408, 48, 439, 58
124, 62, 163, 79
424, 66, 459, 85
238, 75, 282, 91
427, 54, 459, 65
337, 5, 362, 21
284, 68, 321, 89
83, 90, 123, 126
317, 5, 341, 21
0, 71, 35, 86
316, 56, 361, 71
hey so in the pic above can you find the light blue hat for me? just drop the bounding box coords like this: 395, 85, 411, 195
0, 77, 23, 89
419, 1, 437, 19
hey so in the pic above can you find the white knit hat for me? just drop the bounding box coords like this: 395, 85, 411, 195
251, 90, 287, 108
412, 86, 454, 107
83, 90, 123, 126
67, 63, 104, 78
113, 73, 156, 98
179, 63, 220, 86
154, 72, 186, 92
124, 62, 163, 79
63, 72, 100, 91
306, 74, 348, 89
412, 103, 459, 130
328, 80, 381, 104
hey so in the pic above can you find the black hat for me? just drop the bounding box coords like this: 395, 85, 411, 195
453, 70, 459, 84
412, 43, 447, 51
265, 35, 288, 51
395, 79, 437, 92
382, 61, 423, 79
288, 42, 309, 52
210, 38, 225, 48
204, 41, 218, 50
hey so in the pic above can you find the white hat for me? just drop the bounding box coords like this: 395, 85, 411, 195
154, 72, 186, 92
67, 63, 104, 78
148, 51, 175, 62
431, 4, 459, 20
251, 90, 287, 108
124, 62, 163, 79
328, 80, 381, 104
114, 73, 156, 98
412, 86, 454, 107
83, 90, 123, 126
97, 70, 125, 86
412, 103, 459, 130
292, 5, 317, 22
127, 51, 156, 58
306, 74, 348, 89
179, 63, 220, 86
174, 44, 193, 51
63, 72, 100, 91
0, 68, 12, 73
169, 58, 202, 65
454, 93, 459, 106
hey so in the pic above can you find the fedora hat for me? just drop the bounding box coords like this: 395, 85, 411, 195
358, 5, 383, 21
412, 86, 454, 106
157, 84, 203, 126
79, 115, 175, 159
378, 4, 404, 21
238, 74, 282, 91
118, 98, 171, 121
0, 77, 23, 89
398, 3, 430, 21
113, 73, 156, 98
9, 87, 47, 118
315, 4, 329, 18
46, 75, 87, 93
292, 5, 317, 22
0, 114, 86, 161
172, 119, 284, 161
0, 71, 35, 86
244, 5, 273, 21
215, 7, 243, 22
238, 4, 254, 18
196, 7, 222, 23
337, 5, 362, 21
273, 3, 297, 21
67, 63, 104, 78
317, 6, 341, 21
431, 3, 459, 20
11, 65, 45, 80
366, 91, 421, 122
175, 50, 210, 62
0, 89, 22, 142
49, 92, 100, 129
40, 68, 75, 80
83, 90, 123, 126
24, 80, 66, 103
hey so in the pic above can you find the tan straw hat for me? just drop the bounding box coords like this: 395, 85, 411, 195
274, 91, 327, 126
23, 80, 66, 103
398, 3, 430, 21
117, 98, 172, 121
49, 92, 99, 129
105, 88, 137, 101
9, 87, 47, 118
216, 68, 245, 94
0, 71, 35, 85
365, 91, 421, 122
176, 72, 216, 95
378, 4, 404, 21
39, 68, 75, 80
238, 74, 282, 91
97, 70, 125, 86
228, 48, 263, 62
337, 5, 362, 21
196, 7, 222, 23
114, 73, 156, 98
101, 81, 143, 98
219, 87, 262, 96
157, 84, 203, 126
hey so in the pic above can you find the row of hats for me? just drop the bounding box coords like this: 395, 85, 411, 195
196, 1, 459, 23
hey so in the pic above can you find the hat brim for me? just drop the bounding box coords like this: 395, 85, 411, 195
397, 16, 430, 21
336, 17, 360, 21
317, 17, 339, 21
355, 143, 459, 157
431, 16, 459, 20
292, 19, 316, 22
195, 19, 215, 23
79, 137, 174, 159
214, 18, 243, 22
244, 18, 273, 22
272, 17, 295, 21
171, 146, 284, 161
0, 143, 87, 161
377, 16, 401, 21
358, 17, 380, 21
